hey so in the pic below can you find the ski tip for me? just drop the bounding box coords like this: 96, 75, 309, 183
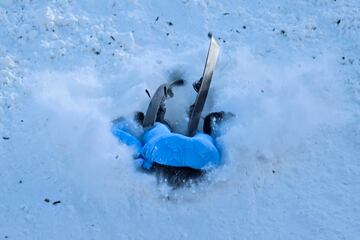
207, 33, 219, 49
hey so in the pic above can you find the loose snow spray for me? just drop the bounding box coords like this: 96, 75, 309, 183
25, 45, 348, 199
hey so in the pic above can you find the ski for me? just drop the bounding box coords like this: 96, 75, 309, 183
143, 79, 184, 129
187, 36, 220, 137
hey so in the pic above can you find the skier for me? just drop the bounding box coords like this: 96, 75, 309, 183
111, 36, 232, 186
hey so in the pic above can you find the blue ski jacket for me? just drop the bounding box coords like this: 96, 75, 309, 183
112, 120, 221, 170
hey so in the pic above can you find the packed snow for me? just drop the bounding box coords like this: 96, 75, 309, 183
1, 0, 359, 239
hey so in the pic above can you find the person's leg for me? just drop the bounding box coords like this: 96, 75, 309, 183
203, 111, 235, 136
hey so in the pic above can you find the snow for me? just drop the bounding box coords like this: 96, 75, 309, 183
1, 0, 360, 239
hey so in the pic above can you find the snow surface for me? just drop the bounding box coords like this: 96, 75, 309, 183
1, 0, 360, 239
